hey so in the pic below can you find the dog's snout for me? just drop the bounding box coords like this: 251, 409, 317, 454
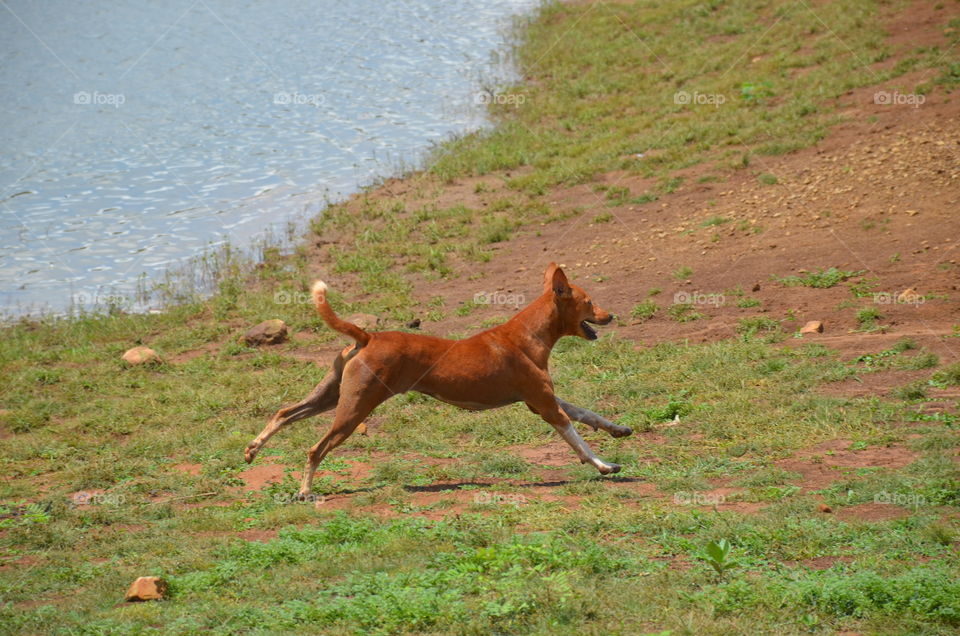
584, 312, 613, 326
589, 308, 613, 325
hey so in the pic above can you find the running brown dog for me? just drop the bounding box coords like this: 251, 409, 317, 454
245, 263, 632, 497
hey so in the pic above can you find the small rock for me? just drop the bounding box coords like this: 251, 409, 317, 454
752, 283, 761, 292
243, 319, 288, 346
800, 321, 824, 334
125, 576, 167, 602
897, 288, 920, 304
818, 504, 832, 514
405, 319, 421, 329
122, 346, 160, 365
347, 313, 378, 331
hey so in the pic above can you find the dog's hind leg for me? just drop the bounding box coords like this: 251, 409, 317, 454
556, 397, 632, 438
245, 345, 358, 464
298, 364, 390, 497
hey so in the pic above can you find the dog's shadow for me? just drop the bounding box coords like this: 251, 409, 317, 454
327, 475, 646, 498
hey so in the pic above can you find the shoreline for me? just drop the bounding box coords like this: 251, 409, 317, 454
0, 0, 536, 319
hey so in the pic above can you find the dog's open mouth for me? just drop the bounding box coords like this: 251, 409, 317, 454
580, 320, 598, 340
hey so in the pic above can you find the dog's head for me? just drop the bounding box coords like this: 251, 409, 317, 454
542, 263, 614, 341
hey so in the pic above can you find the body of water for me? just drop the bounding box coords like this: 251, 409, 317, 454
0, 0, 537, 314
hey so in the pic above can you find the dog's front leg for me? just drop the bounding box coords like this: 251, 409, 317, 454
556, 397, 632, 438
528, 398, 621, 475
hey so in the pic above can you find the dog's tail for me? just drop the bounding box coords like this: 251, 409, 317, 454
311, 281, 371, 346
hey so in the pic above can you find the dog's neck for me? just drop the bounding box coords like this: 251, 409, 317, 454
499, 294, 565, 369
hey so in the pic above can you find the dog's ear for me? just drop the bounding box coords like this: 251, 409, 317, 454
550, 265, 572, 298
543, 262, 559, 293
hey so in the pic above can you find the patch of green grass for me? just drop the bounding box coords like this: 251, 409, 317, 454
849, 277, 880, 298
893, 338, 919, 352
456, 299, 482, 317
892, 380, 928, 400
853, 339, 927, 370
700, 216, 730, 227
778, 268, 863, 289
737, 316, 782, 341
894, 350, 939, 370
674, 266, 694, 280
593, 211, 613, 223
734, 468, 802, 488
604, 185, 631, 205
933, 362, 960, 386
631, 300, 659, 322
856, 306, 884, 332
429, 0, 949, 193
667, 303, 703, 323
3, 321, 959, 633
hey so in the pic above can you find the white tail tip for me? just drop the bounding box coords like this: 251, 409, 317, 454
311, 280, 328, 298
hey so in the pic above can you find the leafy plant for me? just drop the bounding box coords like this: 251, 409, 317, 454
644, 394, 692, 422
697, 539, 740, 579
0, 502, 51, 528
849, 277, 880, 298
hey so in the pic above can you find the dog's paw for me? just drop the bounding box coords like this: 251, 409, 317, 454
598, 462, 621, 475
610, 426, 633, 438
244, 445, 258, 464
